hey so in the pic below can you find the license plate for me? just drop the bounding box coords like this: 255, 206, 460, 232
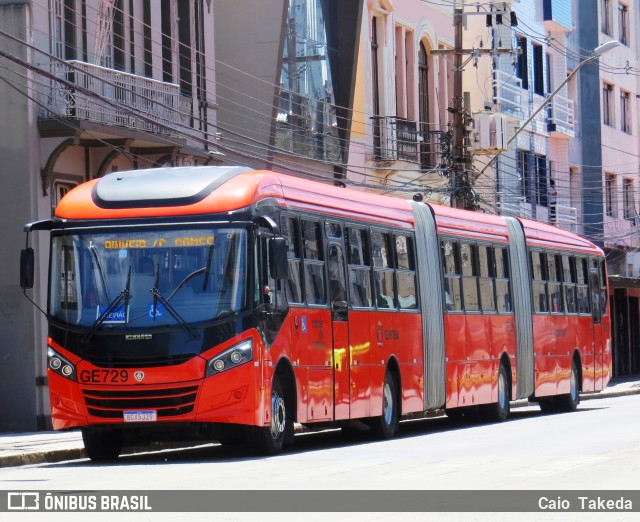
123, 410, 157, 423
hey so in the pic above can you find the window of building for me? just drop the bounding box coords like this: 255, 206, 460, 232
518, 151, 547, 205
143, 0, 152, 77
161, 0, 174, 82
606, 173, 616, 217
602, 0, 613, 35
619, 2, 629, 45
624, 178, 636, 222
52, 180, 79, 216
532, 43, 544, 96
518, 150, 532, 203
516, 36, 529, 90
620, 90, 631, 134
418, 42, 433, 170
279, 0, 342, 163
603, 83, 614, 126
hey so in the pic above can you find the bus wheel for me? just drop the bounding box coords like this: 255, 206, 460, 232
81, 429, 122, 462
249, 378, 287, 455
556, 359, 580, 412
369, 370, 399, 439
486, 364, 510, 422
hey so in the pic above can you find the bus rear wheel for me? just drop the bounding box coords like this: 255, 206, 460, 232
368, 370, 399, 439
249, 378, 288, 455
555, 359, 580, 412
82, 428, 122, 462
484, 364, 510, 422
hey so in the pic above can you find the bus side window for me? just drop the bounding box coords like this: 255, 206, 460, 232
281, 216, 303, 304
301, 220, 326, 305
395, 234, 417, 310
495, 246, 511, 312
442, 240, 462, 311
346, 227, 372, 308
372, 230, 394, 309
576, 257, 590, 314
531, 251, 548, 313
460, 242, 479, 312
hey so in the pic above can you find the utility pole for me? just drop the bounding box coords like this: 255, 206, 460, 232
431, 2, 517, 210
451, 5, 466, 209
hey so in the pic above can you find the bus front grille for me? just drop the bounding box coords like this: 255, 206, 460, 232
83, 385, 199, 419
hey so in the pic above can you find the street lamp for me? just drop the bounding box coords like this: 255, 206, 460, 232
478, 40, 620, 176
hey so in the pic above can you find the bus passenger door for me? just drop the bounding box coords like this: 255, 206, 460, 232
590, 259, 608, 391
589, 260, 604, 390
328, 244, 350, 420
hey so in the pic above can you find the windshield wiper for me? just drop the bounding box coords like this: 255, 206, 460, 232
88, 244, 110, 301
150, 286, 199, 341
202, 244, 214, 291
82, 266, 131, 344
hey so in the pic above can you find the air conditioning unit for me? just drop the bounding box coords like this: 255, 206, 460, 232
473, 111, 508, 154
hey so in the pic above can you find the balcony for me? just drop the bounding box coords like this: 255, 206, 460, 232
546, 94, 575, 138
371, 116, 450, 171
493, 70, 574, 138
41, 60, 185, 137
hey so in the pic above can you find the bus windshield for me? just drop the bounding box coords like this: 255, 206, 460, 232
49, 226, 248, 331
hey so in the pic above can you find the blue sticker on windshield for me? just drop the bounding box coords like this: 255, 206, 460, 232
97, 305, 127, 324
148, 303, 164, 319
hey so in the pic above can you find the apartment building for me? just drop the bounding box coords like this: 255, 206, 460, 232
568, 0, 640, 376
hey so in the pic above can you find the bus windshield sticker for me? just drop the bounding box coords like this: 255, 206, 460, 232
96, 304, 128, 324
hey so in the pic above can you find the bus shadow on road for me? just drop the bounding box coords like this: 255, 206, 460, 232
45, 405, 607, 468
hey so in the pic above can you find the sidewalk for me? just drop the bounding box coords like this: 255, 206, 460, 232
1, 375, 639, 468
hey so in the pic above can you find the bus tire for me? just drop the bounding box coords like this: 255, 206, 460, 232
81, 429, 122, 462
556, 359, 580, 412
368, 370, 399, 439
486, 364, 510, 422
249, 378, 287, 455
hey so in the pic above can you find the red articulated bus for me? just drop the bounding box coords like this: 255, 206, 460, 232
21, 166, 612, 460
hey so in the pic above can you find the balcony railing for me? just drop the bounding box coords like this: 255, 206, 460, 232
493, 69, 574, 136
371, 116, 450, 171
493, 70, 524, 117
547, 94, 575, 136
41, 60, 183, 137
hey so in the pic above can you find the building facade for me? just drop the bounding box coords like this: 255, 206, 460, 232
347, 0, 455, 202
568, 0, 640, 376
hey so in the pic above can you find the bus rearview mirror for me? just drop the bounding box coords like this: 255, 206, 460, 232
20, 248, 35, 289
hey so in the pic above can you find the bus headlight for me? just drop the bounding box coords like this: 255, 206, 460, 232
206, 339, 253, 377
47, 346, 77, 382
